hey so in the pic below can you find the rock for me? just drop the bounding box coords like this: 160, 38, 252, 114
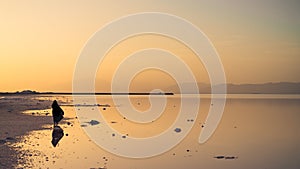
0, 139, 6, 144
6, 137, 15, 141
214, 156, 225, 159
87, 120, 100, 126
174, 128, 181, 133
214, 155, 237, 160
225, 156, 237, 160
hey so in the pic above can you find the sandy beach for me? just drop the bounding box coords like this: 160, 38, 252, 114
0, 95, 52, 168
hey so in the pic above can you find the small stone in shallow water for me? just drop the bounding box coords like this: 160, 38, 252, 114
88, 120, 100, 126
6, 137, 15, 141
174, 128, 181, 133
214, 156, 225, 159
225, 156, 237, 160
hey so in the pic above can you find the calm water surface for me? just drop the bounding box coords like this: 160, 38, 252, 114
13, 94, 300, 169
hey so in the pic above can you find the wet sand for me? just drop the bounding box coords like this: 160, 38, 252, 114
0, 96, 52, 168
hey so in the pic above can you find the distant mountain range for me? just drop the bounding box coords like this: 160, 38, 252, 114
165, 82, 300, 94
1, 82, 300, 95
0, 90, 174, 95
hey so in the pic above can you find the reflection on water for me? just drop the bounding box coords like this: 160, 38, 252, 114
51, 126, 64, 147
11, 95, 300, 169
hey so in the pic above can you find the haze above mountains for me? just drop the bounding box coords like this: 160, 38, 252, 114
166, 82, 300, 94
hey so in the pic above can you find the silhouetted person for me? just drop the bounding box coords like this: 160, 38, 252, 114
52, 100, 64, 126
51, 125, 64, 147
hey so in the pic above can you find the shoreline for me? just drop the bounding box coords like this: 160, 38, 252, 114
0, 96, 53, 168
0, 92, 175, 96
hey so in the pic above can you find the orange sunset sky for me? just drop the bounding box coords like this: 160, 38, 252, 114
0, 0, 299, 92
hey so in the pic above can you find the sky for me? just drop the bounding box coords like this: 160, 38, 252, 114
0, 0, 299, 92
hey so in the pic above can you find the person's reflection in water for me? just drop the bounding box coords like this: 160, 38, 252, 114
51, 125, 64, 147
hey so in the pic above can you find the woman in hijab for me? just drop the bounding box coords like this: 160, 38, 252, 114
52, 100, 64, 126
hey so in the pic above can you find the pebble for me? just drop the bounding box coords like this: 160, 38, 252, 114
88, 120, 100, 126
225, 156, 237, 160
0, 139, 6, 144
214, 156, 224, 159
6, 137, 15, 141
174, 128, 182, 133
214, 155, 237, 160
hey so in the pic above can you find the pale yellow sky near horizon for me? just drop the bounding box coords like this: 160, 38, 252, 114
0, 0, 299, 92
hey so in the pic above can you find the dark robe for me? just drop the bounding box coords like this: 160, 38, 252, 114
52, 100, 64, 125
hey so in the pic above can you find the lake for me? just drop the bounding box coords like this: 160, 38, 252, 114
12, 94, 300, 169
